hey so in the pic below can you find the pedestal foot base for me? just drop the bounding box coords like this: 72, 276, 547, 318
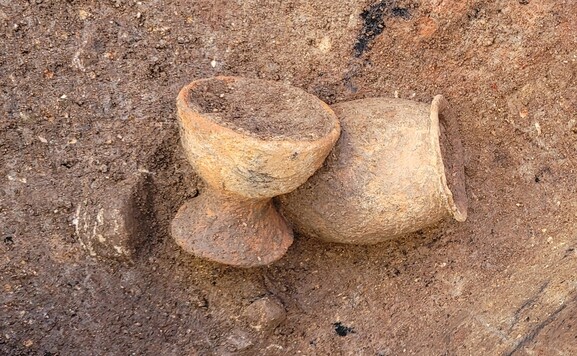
171, 191, 293, 267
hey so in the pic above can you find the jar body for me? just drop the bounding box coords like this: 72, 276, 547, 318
278, 95, 468, 244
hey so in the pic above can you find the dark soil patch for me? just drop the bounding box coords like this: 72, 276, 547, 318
333, 322, 356, 337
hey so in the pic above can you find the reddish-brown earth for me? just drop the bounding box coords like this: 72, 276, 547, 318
1, 0, 577, 355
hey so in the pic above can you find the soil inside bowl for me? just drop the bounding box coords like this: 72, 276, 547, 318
187, 78, 336, 141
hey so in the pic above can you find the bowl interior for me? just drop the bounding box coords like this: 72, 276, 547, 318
186, 77, 336, 141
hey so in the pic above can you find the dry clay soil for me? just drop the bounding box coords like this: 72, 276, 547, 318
2, 0, 577, 355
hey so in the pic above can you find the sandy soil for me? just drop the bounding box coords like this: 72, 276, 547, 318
1, 0, 577, 355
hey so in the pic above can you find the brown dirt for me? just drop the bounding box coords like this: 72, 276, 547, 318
186, 77, 336, 141
1, 0, 577, 355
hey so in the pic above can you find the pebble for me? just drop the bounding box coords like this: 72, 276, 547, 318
241, 296, 286, 335
224, 330, 253, 352
78, 9, 90, 20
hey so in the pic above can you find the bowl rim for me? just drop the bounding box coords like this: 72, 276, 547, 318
176, 76, 341, 144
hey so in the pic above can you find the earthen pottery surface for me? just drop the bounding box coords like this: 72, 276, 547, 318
172, 76, 340, 266
279, 95, 467, 244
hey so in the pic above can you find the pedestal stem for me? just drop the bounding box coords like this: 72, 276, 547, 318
171, 188, 293, 267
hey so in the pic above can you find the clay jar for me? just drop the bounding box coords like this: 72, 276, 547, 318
278, 95, 468, 244
171, 76, 340, 267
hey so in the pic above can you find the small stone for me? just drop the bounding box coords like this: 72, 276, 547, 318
224, 330, 254, 352
43, 69, 54, 79
241, 296, 286, 335
217, 297, 286, 354
318, 36, 331, 53
78, 9, 90, 20
483, 37, 495, 46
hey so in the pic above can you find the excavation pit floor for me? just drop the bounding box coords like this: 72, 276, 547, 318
1, 1, 577, 355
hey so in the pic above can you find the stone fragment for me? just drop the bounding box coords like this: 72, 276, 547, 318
241, 296, 286, 336
73, 174, 152, 262
217, 296, 286, 354
222, 330, 254, 354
